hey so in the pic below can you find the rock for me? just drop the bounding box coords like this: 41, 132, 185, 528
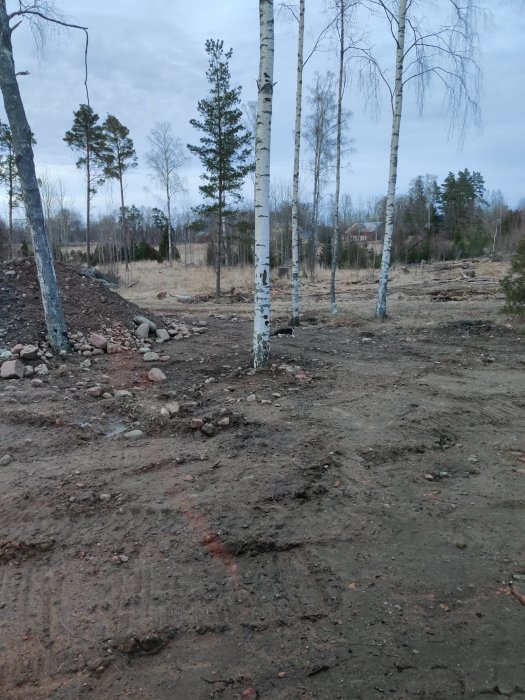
138, 347, 149, 354
30, 378, 43, 387
99, 493, 111, 501
106, 342, 122, 354
92, 348, 104, 356
0, 454, 12, 466
133, 315, 157, 332
136, 322, 151, 339
201, 422, 216, 437
0, 350, 13, 361
23, 365, 34, 377
102, 392, 113, 400
160, 355, 170, 362
19, 344, 39, 360
124, 429, 144, 440
88, 333, 107, 351
246, 393, 257, 402
34, 364, 49, 377
218, 416, 230, 427
204, 377, 216, 384
114, 389, 133, 398
156, 328, 170, 342
190, 418, 204, 430
165, 402, 180, 416
1, 360, 24, 379
147, 368, 166, 382
143, 351, 160, 362
86, 386, 104, 398
10, 343, 23, 354
79, 359, 92, 369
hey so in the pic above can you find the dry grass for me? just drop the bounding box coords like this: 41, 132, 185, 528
115, 256, 510, 325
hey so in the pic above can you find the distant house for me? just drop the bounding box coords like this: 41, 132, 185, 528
343, 221, 383, 243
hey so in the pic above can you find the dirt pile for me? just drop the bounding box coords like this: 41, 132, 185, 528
0, 258, 165, 346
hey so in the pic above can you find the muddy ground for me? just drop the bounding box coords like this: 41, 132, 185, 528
1, 265, 524, 699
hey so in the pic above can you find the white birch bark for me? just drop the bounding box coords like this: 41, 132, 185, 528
375, 0, 407, 319
329, 0, 345, 316
253, 0, 274, 368
0, 1, 68, 351
290, 0, 305, 326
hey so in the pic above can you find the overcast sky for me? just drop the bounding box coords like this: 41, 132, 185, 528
2, 0, 524, 223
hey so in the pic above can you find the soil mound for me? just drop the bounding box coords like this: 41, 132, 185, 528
0, 258, 165, 346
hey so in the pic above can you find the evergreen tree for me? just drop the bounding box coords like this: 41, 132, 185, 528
101, 114, 137, 268
64, 104, 107, 262
0, 121, 22, 258
439, 168, 487, 255
188, 39, 253, 298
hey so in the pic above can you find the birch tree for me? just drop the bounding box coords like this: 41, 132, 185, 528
0, 0, 68, 350
372, 0, 482, 318
329, 0, 347, 315
146, 122, 186, 266
303, 71, 339, 278
253, 0, 274, 368
290, 0, 305, 326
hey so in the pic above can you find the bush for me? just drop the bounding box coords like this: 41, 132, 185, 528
500, 237, 525, 313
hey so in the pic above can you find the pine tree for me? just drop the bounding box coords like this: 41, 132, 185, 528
0, 121, 23, 259
101, 114, 137, 268
64, 104, 107, 263
188, 39, 253, 298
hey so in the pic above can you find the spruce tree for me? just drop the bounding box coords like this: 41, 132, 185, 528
188, 39, 253, 298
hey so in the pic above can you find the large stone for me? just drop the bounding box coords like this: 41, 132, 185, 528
165, 402, 180, 416
133, 315, 157, 332
143, 351, 160, 362
86, 386, 103, 398
20, 344, 39, 360
34, 364, 49, 377
0, 350, 14, 361
1, 359, 24, 379
156, 328, 170, 342
147, 368, 166, 382
124, 429, 144, 440
136, 322, 151, 340
88, 333, 108, 351
201, 422, 216, 437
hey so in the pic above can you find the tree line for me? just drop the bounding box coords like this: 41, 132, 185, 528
0, 0, 523, 362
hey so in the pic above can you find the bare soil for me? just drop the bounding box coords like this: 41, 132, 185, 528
1, 261, 524, 699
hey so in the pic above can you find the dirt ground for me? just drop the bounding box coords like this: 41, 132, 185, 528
1, 261, 524, 699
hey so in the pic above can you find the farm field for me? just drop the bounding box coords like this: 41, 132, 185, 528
0, 259, 524, 699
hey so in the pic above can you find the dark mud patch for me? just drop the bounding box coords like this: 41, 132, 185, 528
0, 538, 55, 564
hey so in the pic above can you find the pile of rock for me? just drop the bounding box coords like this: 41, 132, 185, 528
0, 342, 54, 380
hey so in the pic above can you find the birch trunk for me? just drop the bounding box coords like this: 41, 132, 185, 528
0, 2, 68, 350
290, 0, 305, 326
329, 0, 344, 316
253, 0, 274, 368
375, 0, 407, 319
